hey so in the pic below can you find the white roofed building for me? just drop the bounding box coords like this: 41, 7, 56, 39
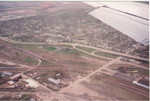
25, 79, 39, 88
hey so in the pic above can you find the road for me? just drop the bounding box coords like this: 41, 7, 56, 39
0, 37, 148, 62
73, 44, 112, 60
34, 58, 41, 68
0, 2, 149, 99
60, 57, 121, 93
0, 38, 149, 100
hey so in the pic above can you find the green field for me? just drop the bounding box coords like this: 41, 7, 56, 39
74, 49, 108, 61
75, 46, 96, 53
75, 46, 119, 59
40, 60, 56, 67
94, 51, 119, 59
43, 46, 56, 51
15, 44, 73, 51
17, 53, 39, 66
24, 58, 38, 65
55, 48, 77, 54
15, 44, 108, 61
43, 45, 72, 51
60, 45, 73, 48
54, 47, 108, 61
15, 44, 41, 51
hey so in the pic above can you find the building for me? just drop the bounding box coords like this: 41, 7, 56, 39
7, 81, 14, 85
2, 72, 12, 76
48, 78, 61, 85
25, 79, 39, 88
132, 81, 149, 89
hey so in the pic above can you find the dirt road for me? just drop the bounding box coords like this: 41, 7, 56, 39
0, 37, 149, 100
73, 44, 112, 60
60, 57, 121, 93
0, 37, 148, 62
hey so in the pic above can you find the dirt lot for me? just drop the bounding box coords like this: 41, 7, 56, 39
0, 40, 39, 67
81, 73, 149, 100
23, 50, 105, 91
108, 63, 149, 77
0, 2, 148, 100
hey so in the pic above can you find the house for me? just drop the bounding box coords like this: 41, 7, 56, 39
29, 98, 36, 101
7, 81, 14, 85
132, 81, 149, 89
25, 79, 39, 88
59, 80, 68, 88
36, 77, 41, 80
48, 78, 61, 85
56, 73, 63, 79
9, 85, 15, 88
2, 72, 12, 76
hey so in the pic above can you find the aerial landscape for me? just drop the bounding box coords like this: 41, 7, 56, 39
0, 1, 149, 101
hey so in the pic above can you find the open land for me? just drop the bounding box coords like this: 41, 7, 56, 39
0, 1, 149, 101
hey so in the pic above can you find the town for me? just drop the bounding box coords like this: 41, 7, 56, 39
0, 1, 149, 101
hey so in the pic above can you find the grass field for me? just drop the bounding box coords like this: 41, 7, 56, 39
55, 48, 77, 54
43, 46, 56, 51
15, 44, 41, 51
24, 58, 38, 64
55, 47, 108, 61
74, 49, 109, 61
40, 60, 56, 67
17, 53, 39, 66
15, 44, 72, 51
60, 45, 73, 48
94, 51, 119, 59
15, 44, 108, 61
75, 46, 96, 53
